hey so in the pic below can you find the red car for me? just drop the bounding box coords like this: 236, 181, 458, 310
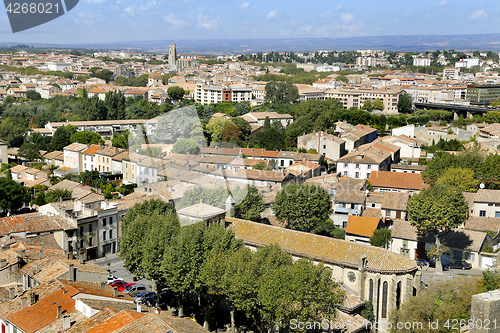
109, 280, 128, 289
117, 283, 136, 292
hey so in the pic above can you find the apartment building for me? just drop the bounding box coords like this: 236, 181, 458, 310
82, 144, 101, 172
63, 142, 89, 173
195, 84, 252, 105
324, 88, 400, 114
95, 146, 126, 173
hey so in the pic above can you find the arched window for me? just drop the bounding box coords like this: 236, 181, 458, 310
382, 281, 388, 318
369, 279, 374, 303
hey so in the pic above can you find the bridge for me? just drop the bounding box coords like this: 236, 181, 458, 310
413, 102, 494, 119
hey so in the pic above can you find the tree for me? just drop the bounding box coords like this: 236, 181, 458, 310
264, 81, 299, 104
167, 86, 186, 101
435, 167, 478, 192
311, 219, 345, 239
45, 189, 72, 203
112, 131, 130, 150
230, 117, 252, 142
28, 132, 50, 151
93, 69, 113, 83
0, 178, 30, 213
422, 152, 459, 185
120, 200, 178, 279
258, 259, 344, 331
407, 185, 468, 273
235, 185, 265, 221
104, 91, 126, 120
372, 98, 384, 110
70, 131, 104, 145
369, 228, 392, 248
206, 116, 228, 143
26, 90, 41, 100
221, 121, 240, 142
389, 277, 480, 333
78, 170, 105, 188
49, 125, 76, 152
171, 138, 200, 154
362, 99, 373, 110
0, 117, 28, 147
17, 142, 41, 162
273, 183, 331, 232
398, 91, 413, 113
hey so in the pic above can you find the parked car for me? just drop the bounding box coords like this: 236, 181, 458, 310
134, 291, 156, 304
117, 283, 136, 292
126, 284, 147, 297
109, 280, 128, 288
445, 260, 472, 270
143, 294, 167, 308
107, 275, 123, 284
415, 259, 429, 268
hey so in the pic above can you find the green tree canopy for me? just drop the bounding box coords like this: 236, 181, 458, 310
0, 177, 30, 213
172, 138, 201, 154
369, 228, 392, 248
70, 131, 104, 145
435, 167, 478, 192
167, 86, 186, 101
273, 183, 331, 232
234, 185, 265, 221
398, 91, 413, 113
0, 117, 28, 147
45, 189, 72, 203
264, 81, 299, 104
17, 142, 42, 162
49, 125, 76, 152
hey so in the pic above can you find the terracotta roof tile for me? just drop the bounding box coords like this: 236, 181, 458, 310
345, 216, 382, 237
228, 218, 418, 274
368, 171, 427, 190
465, 216, 500, 232
87, 310, 147, 333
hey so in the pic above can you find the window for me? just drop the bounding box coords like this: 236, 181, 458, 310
103, 231, 106, 241
89, 237, 93, 247
344, 163, 348, 167
453, 250, 462, 260
369, 279, 373, 303
89, 224, 92, 233
109, 217, 113, 225
372, 203, 376, 208
343, 171, 347, 176
109, 230, 113, 239
496, 212, 500, 218
323, 145, 326, 149
465, 252, 475, 261
355, 172, 359, 178
488, 203, 493, 207
103, 218, 106, 226
342, 221, 348, 229
367, 165, 371, 169
80, 239, 84, 249
79, 226, 84, 236
367, 173, 370, 179
382, 281, 388, 318
355, 164, 360, 169
480, 210, 486, 217
386, 210, 391, 217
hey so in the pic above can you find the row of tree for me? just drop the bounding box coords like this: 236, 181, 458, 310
119, 200, 345, 331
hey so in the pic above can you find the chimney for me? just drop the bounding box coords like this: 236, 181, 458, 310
39, 244, 44, 258
20, 249, 25, 258
113, 287, 118, 297
225, 196, 236, 219
100, 282, 106, 290
68, 264, 76, 281
9, 287, 15, 299
21, 297, 27, 308
0, 259, 7, 269
57, 305, 62, 319
63, 315, 71, 330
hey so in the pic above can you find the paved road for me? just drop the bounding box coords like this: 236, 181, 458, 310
90, 254, 156, 292
421, 266, 484, 285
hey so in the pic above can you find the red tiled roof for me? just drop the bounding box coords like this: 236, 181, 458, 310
345, 216, 382, 237
87, 311, 147, 333
368, 171, 427, 190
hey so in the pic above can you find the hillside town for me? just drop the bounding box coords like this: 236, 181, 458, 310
1, 44, 500, 332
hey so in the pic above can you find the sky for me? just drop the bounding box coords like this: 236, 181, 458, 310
0, 0, 499, 45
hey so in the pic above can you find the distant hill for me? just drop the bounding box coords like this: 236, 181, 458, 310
2, 34, 500, 54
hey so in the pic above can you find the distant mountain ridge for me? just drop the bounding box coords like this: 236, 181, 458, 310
2, 33, 500, 54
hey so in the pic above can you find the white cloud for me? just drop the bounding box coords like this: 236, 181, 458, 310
341, 13, 353, 23
239, 2, 250, 10
470, 9, 486, 19
300, 25, 312, 33
123, 0, 156, 14
319, 11, 331, 18
266, 9, 277, 19
196, 13, 221, 30
334, 4, 343, 10
439, 0, 447, 6
163, 13, 186, 29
